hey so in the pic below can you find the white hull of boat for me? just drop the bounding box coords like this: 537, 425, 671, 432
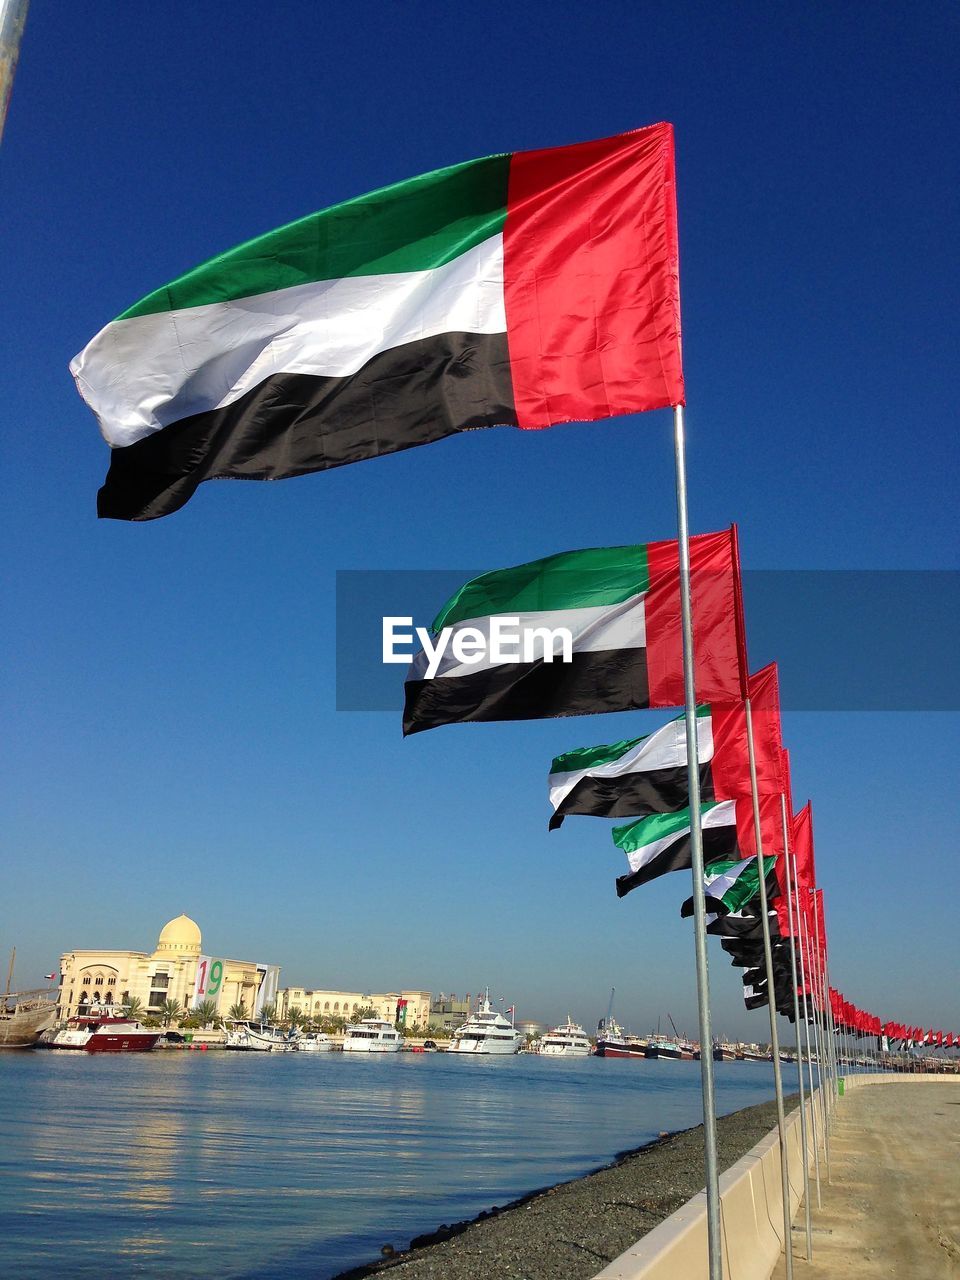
449, 1036, 522, 1055
296, 1035, 333, 1052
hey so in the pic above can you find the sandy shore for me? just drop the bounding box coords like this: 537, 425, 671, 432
337, 1092, 798, 1280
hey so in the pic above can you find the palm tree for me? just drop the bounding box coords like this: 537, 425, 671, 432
259, 1002, 278, 1025
228, 1000, 249, 1022
286, 1005, 305, 1031
124, 995, 144, 1018
160, 998, 183, 1027
194, 998, 218, 1029
353, 1005, 377, 1023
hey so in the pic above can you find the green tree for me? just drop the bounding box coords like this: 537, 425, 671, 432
124, 995, 144, 1018
228, 1000, 250, 1022
194, 998, 218, 1029
160, 998, 183, 1027
259, 1002, 278, 1025
285, 1005, 305, 1030
353, 1005, 377, 1023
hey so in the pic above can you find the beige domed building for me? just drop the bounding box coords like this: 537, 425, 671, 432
57, 914, 279, 1021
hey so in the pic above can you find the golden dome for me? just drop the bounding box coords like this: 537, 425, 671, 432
156, 913, 202, 955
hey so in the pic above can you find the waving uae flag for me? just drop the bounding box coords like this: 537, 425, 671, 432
548, 708, 715, 829
71, 124, 683, 520
679, 855, 778, 919
612, 800, 741, 898
547, 662, 783, 829
403, 529, 746, 735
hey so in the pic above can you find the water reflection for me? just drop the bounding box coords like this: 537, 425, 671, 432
0, 1051, 781, 1278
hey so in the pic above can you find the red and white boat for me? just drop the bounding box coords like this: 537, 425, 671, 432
43, 1004, 161, 1053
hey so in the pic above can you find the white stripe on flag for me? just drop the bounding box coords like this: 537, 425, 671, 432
71, 233, 507, 447
409, 591, 647, 681
549, 713, 714, 809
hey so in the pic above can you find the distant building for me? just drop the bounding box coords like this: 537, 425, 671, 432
277, 986, 432, 1030
57, 914, 279, 1021
429, 992, 472, 1031
516, 1019, 548, 1040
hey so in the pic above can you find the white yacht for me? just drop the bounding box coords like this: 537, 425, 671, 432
295, 1031, 333, 1052
449, 992, 522, 1055
539, 1016, 593, 1057
342, 1018, 403, 1053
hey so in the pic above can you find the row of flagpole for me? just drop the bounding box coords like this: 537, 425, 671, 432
671, 406, 845, 1278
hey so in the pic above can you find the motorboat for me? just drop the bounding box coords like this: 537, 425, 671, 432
43, 1004, 160, 1053
342, 1018, 403, 1052
296, 1031, 333, 1052
539, 1016, 592, 1057
448, 992, 522, 1055
713, 1040, 739, 1061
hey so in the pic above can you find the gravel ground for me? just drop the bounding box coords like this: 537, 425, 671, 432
337, 1093, 798, 1280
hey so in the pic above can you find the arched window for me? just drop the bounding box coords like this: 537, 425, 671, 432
333, 1002, 339, 1011
324, 1001, 330, 1011
79, 990, 89, 1004
95, 976, 104, 986
314, 1001, 321, 1011
107, 975, 116, 986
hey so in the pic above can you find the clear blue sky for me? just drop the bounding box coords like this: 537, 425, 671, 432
1, 2, 957, 1039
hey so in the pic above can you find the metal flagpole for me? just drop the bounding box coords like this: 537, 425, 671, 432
803, 893, 829, 1176
672, 405, 723, 1280
744, 698, 793, 1280
811, 893, 832, 1180
781, 795, 812, 1260
0, 0, 29, 146
793, 853, 822, 1209
817, 896, 838, 1109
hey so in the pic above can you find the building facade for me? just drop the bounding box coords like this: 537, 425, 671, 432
277, 986, 432, 1030
429, 993, 472, 1031
57, 914, 279, 1021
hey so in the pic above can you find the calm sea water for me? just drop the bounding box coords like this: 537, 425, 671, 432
0, 1050, 785, 1278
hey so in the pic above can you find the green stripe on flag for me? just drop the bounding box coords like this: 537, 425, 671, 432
612, 801, 722, 853
549, 705, 709, 775
550, 734, 646, 776
119, 153, 511, 319
432, 545, 651, 632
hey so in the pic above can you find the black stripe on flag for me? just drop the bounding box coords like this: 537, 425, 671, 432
98, 331, 517, 520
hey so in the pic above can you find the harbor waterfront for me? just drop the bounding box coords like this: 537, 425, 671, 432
0, 1049, 791, 1279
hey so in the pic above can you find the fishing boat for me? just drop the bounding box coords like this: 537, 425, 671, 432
0, 949, 58, 1048
594, 989, 647, 1059
738, 1043, 771, 1062
223, 1020, 296, 1051
539, 1016, 592, 1057
644, 1034, 685, 1060
448, 991, 522, 1055
43, 1004, 160, 1053
0, 991, 58, 1048
712, 1040, 739, 1061
342, 1018, 403, 1053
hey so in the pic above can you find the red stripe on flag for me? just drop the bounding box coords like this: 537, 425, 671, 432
644, 527, 748, 706
503, 123, 684, 429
